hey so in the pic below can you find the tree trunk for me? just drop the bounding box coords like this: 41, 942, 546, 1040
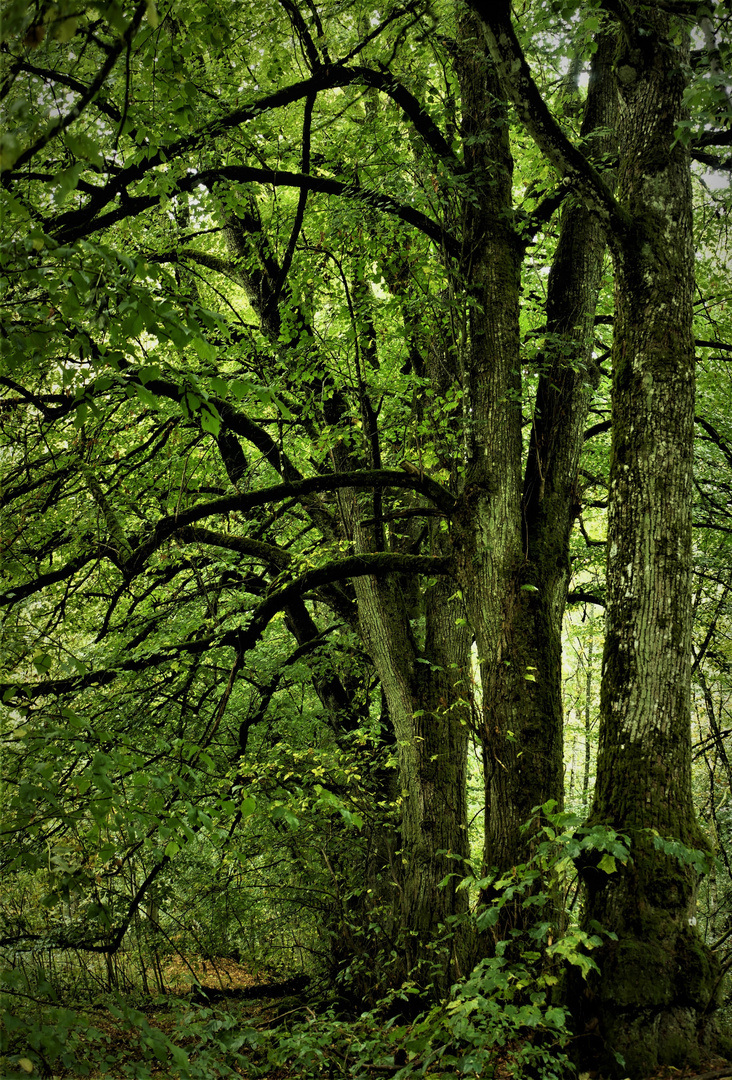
349, 540, 472, 993
580, 12, 721, 1075
454, 21, 615, 905
450, 6, 526, 886
510, 30, 617, 868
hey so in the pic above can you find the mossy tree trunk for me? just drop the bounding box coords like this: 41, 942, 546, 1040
501, 32, 617, 878
578, 11, 721, 1076
454, 14, 616, 910
348, 557, 473, 993
450, 6, 526, 886
469, 4, 723, 1070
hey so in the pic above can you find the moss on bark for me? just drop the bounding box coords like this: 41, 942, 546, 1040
577, 846, 723, 1077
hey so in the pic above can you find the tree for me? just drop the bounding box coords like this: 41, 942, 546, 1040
1, 0, 732, 1072
468, 0, 730, 1071
0, 0, 608, 980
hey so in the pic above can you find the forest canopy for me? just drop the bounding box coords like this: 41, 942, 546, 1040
2, 1, 732, 1078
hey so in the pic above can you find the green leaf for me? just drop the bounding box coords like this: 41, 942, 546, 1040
135, 384, 159, 409
53, 163, 84, 205
64, 132, 102, 167
192, 337, 217, 361
200, 403, 221, 436
231, 379, 254, 399
209, 376, 229, 397
32, 651, 53, 674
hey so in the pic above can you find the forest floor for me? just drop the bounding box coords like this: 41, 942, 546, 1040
9, 956, 732, 1080
631, 1067, 732, 1080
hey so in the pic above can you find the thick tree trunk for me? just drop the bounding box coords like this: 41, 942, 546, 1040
509, 32, 616, 870
458, 6, 723, 1064
580, 13, 721, 1075
454, 22, 615, 905
450, 7, 526, 887
329, 289, 473, 993
350, 545, 472, 992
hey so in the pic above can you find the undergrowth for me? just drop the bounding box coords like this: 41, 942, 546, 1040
1, 804, 632, 1079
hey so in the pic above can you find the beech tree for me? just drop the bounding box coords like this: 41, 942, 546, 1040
1, 0, 732, 1074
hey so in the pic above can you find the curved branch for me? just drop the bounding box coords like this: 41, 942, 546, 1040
177, 526, 292, 570
53, 164, 457, 254
2, 1, 148, 181
224, 552, 453, 658
465, 1, 631, 248
1, 551, 97, 608
3, 59, 123, 123
45, 63, 459, 244
199, 166, 457, 256
694, 129, 732, 149
0, 857, 169, 955
129, 469, 456, 571
696, 416, 732, 471
117, 370, 304, 482
584, 420, 612, 442
338, 3, 423, 64
2, 552, 451, 701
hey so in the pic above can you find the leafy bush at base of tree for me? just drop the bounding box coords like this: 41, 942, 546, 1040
8, 796, 724, 1079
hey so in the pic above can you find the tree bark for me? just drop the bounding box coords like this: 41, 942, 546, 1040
353, 562, 473, 990
463, 7, 723, 1066
579, 12, 721, 1075
454, 17, 616, 906
510, 30, 617, 871
450, 6, 526, 888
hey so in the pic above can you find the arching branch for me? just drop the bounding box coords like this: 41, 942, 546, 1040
2, 552, 452, 701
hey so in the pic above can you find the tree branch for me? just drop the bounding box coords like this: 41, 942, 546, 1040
129, 470, 456, 572
1, 0, 148, 180
41, 62, 459, 245
465, 1, 631, 248
1, 552, 97, 608
53, 164, 458, 254
177, 526, 292, 570
2, 553, 452, 701
567, 589, 606, 608
4, 58, 123, 122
